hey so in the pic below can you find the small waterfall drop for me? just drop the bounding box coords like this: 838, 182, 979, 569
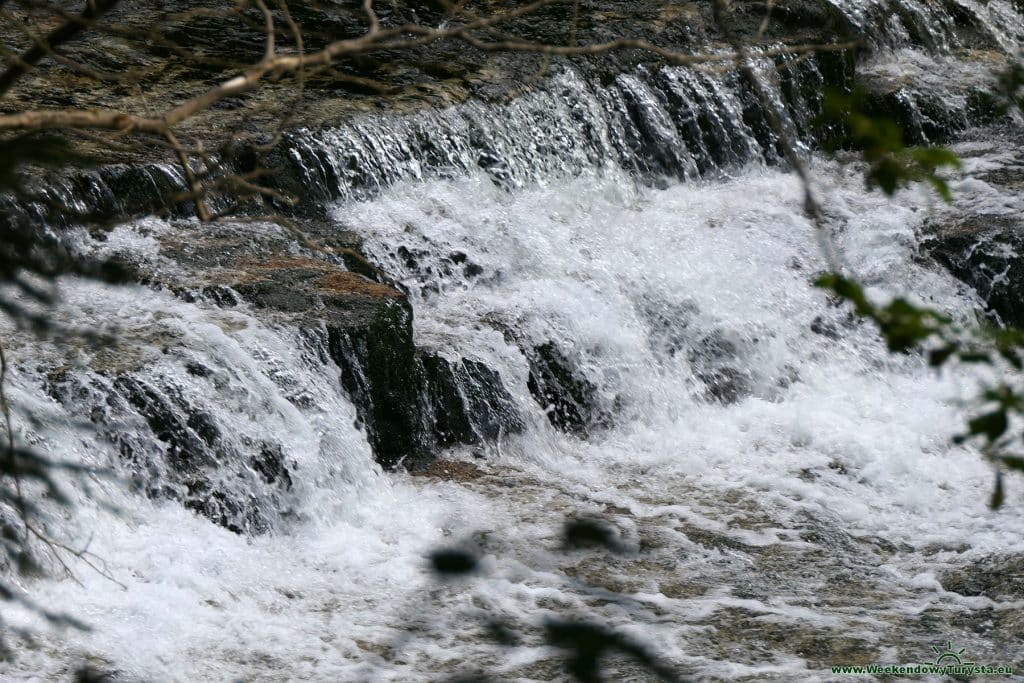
2, 1, 1023, 679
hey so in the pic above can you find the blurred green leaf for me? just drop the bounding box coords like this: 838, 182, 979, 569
1001, 455, 1024, 473
818, 88, 960, 201
968, 410, 1008, 441
429, 549, 478, 576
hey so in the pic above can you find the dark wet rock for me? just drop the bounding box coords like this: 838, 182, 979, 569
696, 366, 752, 404
810, 315, 841, 339
941, 555, 1024, 599
640, 298, 700, 359
111, 377, 284, 534
640, 300, 759, 403
688, 332, 753, 404
339, 248, 390, 284
418, 354, 474, 448
331, 322, 524, 469
328, 298, 430, 470
97, 165, 193, 219
862, 88, 968, 144
525, 342, 606, 434
202, 285, 241, 307
924, 214, 1024, 328
966, 89, 1006, 127
463, 262, 485, 278
184, 362, 213, 378
729, 1, 847, 37
421, 354, 522, 447
113, 377, 213, 473
45, 371, 292, 535
250, 443, 294, 489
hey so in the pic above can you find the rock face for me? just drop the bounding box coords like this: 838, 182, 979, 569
926, 215, 1024, 328
8, 0, 1017, 219
525, 342, 609, 434
162, 223, 522, 472
7, 1, 1023, 534
328, 300, 426, 469
940, 554, 1024, 600
41, 220, 522, 532
420, 355, 523, 448
922, 132, 1024, 328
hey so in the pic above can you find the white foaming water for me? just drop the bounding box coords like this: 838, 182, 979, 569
342, 162, 1017, 542
3, 147, 1023, 680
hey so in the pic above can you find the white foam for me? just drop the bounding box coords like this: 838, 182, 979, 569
3, 154, 1023, 679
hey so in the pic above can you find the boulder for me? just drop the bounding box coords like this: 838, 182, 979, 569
53, 219, 525, 536
925, 215, 1024, 328
525, 342, 609, 434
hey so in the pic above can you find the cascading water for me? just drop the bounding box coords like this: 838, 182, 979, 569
2, 2, 1024, 681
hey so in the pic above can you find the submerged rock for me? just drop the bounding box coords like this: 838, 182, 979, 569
688, 331, 754, 405
46, 371, 292, 535
940, 554, 1024, 599
525, 342, 608, 434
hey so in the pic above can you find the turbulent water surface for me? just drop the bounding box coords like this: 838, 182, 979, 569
4, 147, 1024, 680
3, 5, 1024, 681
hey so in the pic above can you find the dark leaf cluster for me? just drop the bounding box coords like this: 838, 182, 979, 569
819, 88, 960, 201
426, 517, 684, 682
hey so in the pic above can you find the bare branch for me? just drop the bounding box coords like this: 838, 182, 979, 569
711, 0, 844, 272
363, 0, 380, 35
254, 0, 276, 65
165, 129, 211, 222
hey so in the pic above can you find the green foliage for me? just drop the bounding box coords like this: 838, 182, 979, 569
814, 274, 949, 352
819, 88, 961, 201
816, 274, 1024, 508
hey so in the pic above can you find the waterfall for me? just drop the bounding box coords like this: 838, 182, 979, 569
2, 1, 1023, 680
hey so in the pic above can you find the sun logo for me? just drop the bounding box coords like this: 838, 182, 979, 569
927, 641, 975, 667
